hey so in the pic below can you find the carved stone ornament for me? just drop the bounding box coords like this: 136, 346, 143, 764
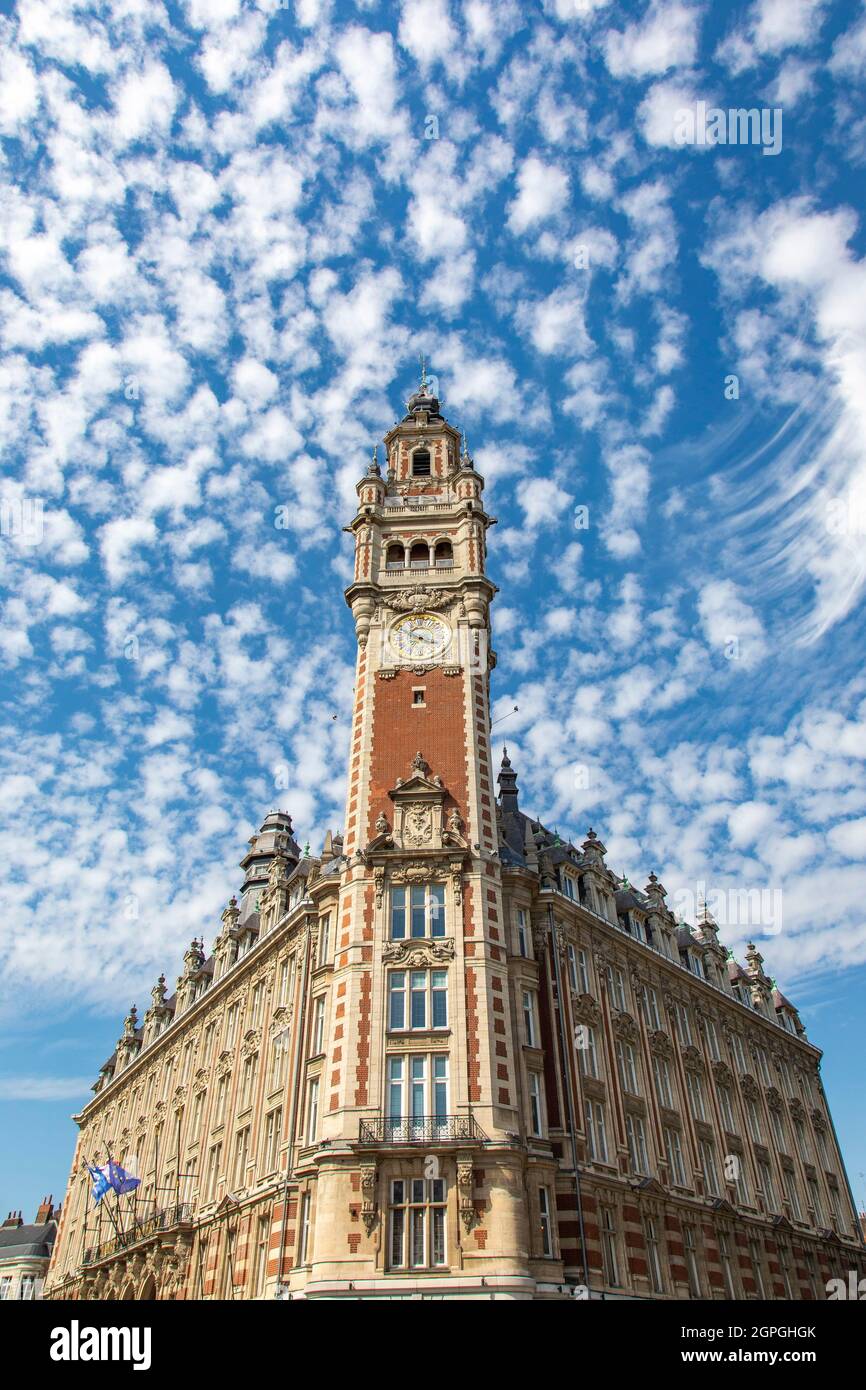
374, 866, 386, 907
359, 1163, 378, 1233
680, 1045, 705, 1074
457, 1159, 475, 1233
611, 1011, 639, 1045
648, 1029, 674, 1059
572, 992, 601, 1027
383, 937, 456, 966
192, 1068, 209, 1096
382, 587, 455, 613
404, 802, 434, 847
712, 1059, 733, 1088
391, 861, 437, 886
215, 1050, 233, 1078
740, 1074, 760, 1101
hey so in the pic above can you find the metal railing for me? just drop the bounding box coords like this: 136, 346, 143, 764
82, 1203, 193, 1267
358, 1114, 489, 1145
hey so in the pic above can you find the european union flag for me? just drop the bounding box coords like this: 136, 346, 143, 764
108, 1160, 141, 1195
87, 1165, 111, 1204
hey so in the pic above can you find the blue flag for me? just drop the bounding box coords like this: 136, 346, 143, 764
108, 1160, 141, 1195
87, 1165, 111, 1204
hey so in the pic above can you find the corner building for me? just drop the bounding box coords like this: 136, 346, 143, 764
46, 383, 866, 1301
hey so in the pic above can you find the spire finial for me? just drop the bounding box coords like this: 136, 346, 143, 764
419, 352, 428, 392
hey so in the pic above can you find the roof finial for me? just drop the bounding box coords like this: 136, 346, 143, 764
419, 352, 428, 392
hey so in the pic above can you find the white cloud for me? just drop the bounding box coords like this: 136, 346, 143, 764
507, 156, 570, 235
604, 1, 700, 78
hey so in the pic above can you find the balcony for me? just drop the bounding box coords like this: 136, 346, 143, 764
358, 1114, 489, 1146
81, 1203, 194, 1267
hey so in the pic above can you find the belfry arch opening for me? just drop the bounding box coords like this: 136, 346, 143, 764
411, 449, 431, 477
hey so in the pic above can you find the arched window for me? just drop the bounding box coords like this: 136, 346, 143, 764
385, 544, 404, 570
411, 450, 431, 476
409, 542, 430, 569
434, 540, 453, 567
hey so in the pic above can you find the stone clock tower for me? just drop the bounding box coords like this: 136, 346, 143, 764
304, 373, 537, 1295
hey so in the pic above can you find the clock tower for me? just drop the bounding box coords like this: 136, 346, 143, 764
305, 370, 539, 1295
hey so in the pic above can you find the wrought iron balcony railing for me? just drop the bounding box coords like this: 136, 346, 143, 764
358, 1114, 489, 1146
82, 1203, 193, 1267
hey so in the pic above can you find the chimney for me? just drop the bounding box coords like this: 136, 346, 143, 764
36, 1195, 55, 1224
2, 1211, 23, 1228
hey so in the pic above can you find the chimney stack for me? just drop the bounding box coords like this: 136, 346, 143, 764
2, 1211, 23, 1228
35, 1195, 55, 1224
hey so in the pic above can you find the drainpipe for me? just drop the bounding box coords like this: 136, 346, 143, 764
275, 909, 314, 1294
546, 900, 590, 1297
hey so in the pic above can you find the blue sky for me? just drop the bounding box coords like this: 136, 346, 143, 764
2, 0, 866, 1222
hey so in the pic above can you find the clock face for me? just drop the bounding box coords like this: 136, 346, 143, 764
390, 613, 451, 662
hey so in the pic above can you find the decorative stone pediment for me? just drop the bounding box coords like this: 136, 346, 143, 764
242, 1028, 261, 1057
740, 1073, 760, 1100
648, 1029, 674, 1059
215, 1049, 233, 1078
387, 755, 454, 850
192, 1069, 209, 1095
765, 1086, 784, 1112
572, 993, 601, 1027
612, 1010, 639, 1045
382, 937, 456, 966
712, 1060, 733, 1088
681, 1045, 705, 1073
172, 1084, 187, 1113
270, 1004, 292, 1032
788, 1096, 805, 1121
810, 1108, 826, 1132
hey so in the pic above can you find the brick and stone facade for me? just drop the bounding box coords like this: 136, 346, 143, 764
45, 381, 866, 1301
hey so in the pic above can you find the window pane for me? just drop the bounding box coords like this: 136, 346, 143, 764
389, 975, 405, 1029
410, 1208, 425, 1267
410, 974, 427, 1028
391, 887, 406, 939
390, 1208, 404, 1267
430, 884, 445, 936
410, 886, 426, 937
431, 1206, 446, 1265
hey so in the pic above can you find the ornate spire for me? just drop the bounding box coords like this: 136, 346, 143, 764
497, 746, 519, 815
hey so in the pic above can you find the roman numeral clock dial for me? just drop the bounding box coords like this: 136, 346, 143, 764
389, 613, 451, 662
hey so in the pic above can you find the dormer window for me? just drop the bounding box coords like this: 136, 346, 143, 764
411, 450, 431, 476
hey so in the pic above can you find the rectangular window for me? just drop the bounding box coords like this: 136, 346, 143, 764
606, 965, 627, 1011
523, 991, 537, 1047
600, 1207, 619, 1286
807, 1175, 823, 1226
755, 1046, 771, 1086
270, 1032, 288, 1091
718, 1232, 737, 1299
263, 1106, 282, 1174
750, 1239, 766, 1298
516, 908, 528, 957
389, 970, 447, 1031
529, 1072, 543, 1136
704, 1017, 721, 1061
232, 1125, 250, 1188
576, 1023, 599, 1078
206, 1142, 222, 1202
20, 1275, 35, 1301
386, 1054, 448, 1135
625, 1112, 649, 1175
250, 982, 263, 1029
539, 1187, 553, 1256
641, 985, 661, 1031
653, 1053, 674, 1109
718, 1085, 736, 1133
225, 1004, 239, 1049
0, 1277, 11, 1301
562, 873, 576, 901
240, 1053, 257, 1111
567, 943, 578, 991
391, 884, 446, 939
585, 1099, 608, 1163
664, 1127, 687, 1186
214, 1073, 229, 1127
729, 1031, 746, 1072
769, 1106, 786, 1151
616, 1040, 639, 1095
700, 1139, 720, 1196
311, 996, 325, 1055
577, 948, 590, 994
306, 1078, 319, 1145
758, 1158, 778, 1212
644, 1218, 664, 1294
683, 1224, 701, 1297
255, 1215, 269, 1296
388, 1178, 447, 1270
783, 1166, 802, 1220
317, 915, 331, 967
297, 1191, 311, 1265
745, 1097, 762, 1144
686, 1070, 707, 1122
673, 1001, 693, 1046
